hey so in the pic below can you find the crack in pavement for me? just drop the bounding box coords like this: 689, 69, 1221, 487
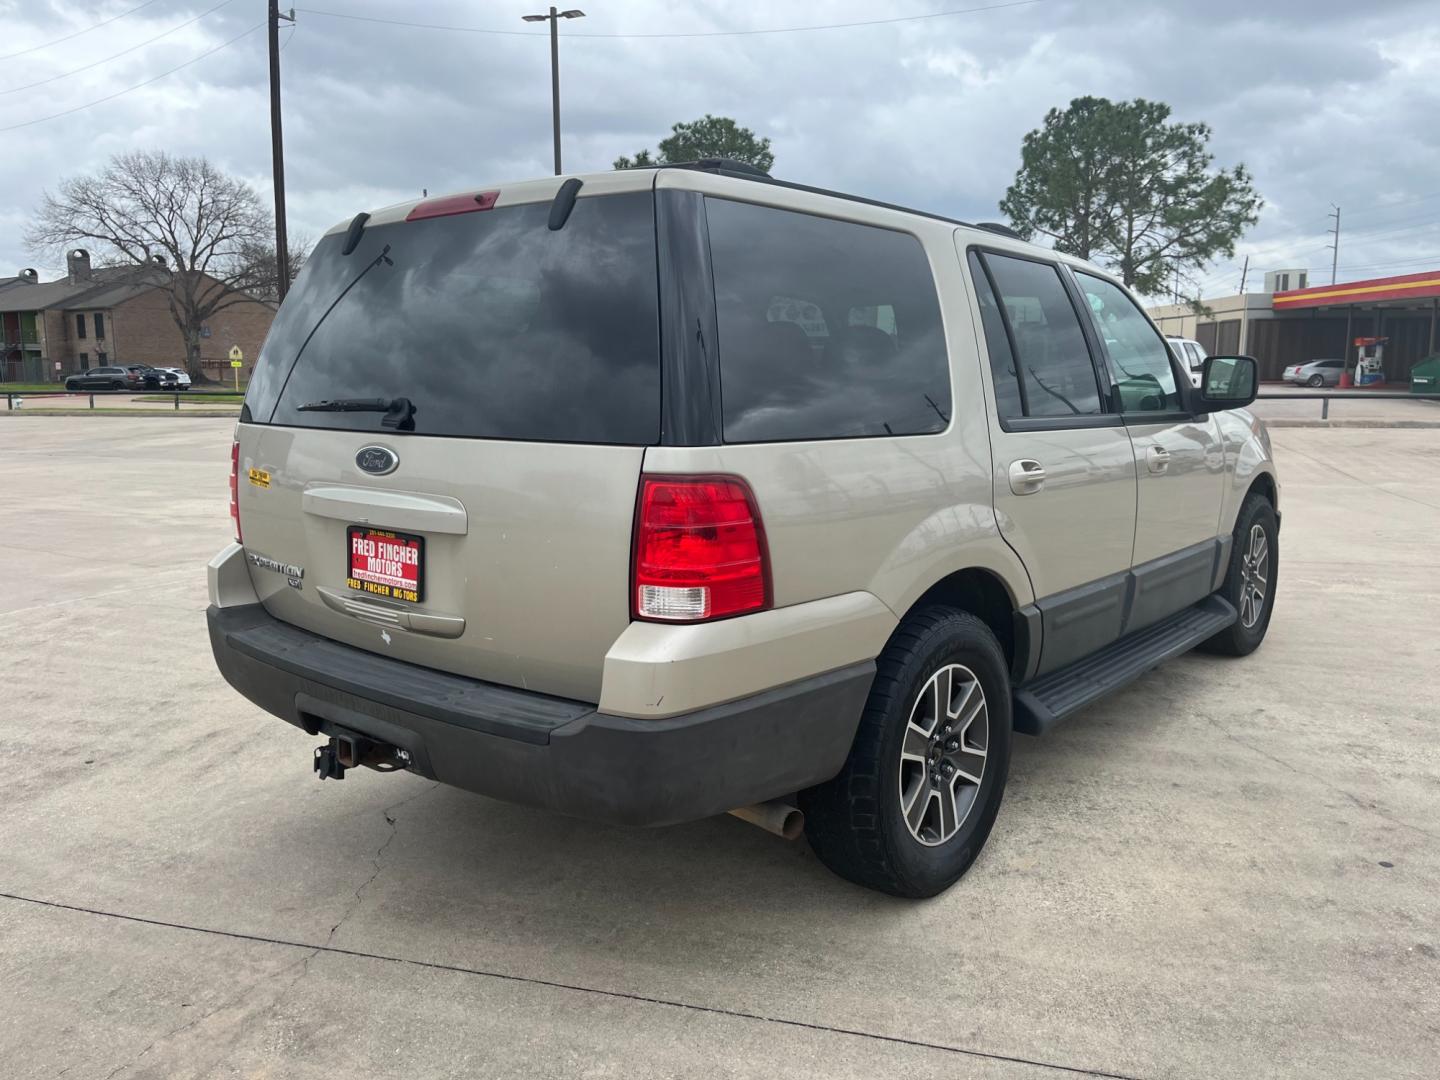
2, 888, 1151, 1080
328, 783, 436, 943
250, 783, 438, 1029
1206, 713, 1440, 842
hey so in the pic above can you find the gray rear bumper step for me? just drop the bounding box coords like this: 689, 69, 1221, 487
1013, 594, 1237, 735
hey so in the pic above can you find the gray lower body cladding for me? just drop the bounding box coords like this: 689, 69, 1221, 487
208, 604, 873, 827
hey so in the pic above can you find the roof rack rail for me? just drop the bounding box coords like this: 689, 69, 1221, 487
974, 222, 1023, 240
664, 157, 773, 179
659, 161, 977, 231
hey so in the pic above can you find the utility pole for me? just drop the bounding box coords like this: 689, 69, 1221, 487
1238, 255, 1249, 294
1172, 260, 1181, 305
1327, 204, 1341, 286
268, 2, 295, 302
521, 8, 585, 175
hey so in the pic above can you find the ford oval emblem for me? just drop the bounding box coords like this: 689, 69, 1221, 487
355, 445, 398, 476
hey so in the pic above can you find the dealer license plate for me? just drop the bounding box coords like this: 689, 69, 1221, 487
346, 526, 424, 603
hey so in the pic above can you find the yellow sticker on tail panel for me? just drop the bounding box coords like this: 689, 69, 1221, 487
247, 468, 270, 489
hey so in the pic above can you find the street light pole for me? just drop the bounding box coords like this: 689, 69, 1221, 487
267, 2, 295, 302
522, 8, 585, 175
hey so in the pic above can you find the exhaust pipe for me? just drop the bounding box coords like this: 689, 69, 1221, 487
728, 800, 804, 840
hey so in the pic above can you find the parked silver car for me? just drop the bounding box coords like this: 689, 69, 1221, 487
208, 163, 1279, 897
1284, 359, 1345, 387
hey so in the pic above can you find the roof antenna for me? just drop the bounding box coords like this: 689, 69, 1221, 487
548, 178, 583, 231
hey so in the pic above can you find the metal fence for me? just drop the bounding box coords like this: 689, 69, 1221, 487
1255, 390, 1440, 419
5, 389, 244, 411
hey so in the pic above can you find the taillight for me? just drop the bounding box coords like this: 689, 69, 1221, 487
633, 475, 770, 622
405, 190, 499, 222
229, 440, 242, 543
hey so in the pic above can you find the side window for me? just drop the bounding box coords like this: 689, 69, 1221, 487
94, 313, 105, 339
979, 252, 1103, 418
966, 251, 1024, 420
75, 313, 87, 340
707, 198, 951, 443
1076, 272, 1181, 413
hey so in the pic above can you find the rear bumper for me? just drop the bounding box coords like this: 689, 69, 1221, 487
208, 603, 873, 827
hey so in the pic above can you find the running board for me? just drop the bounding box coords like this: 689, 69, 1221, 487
1012, 595, 1237, 734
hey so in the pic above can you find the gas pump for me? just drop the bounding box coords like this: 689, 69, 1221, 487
1353, 336, 1387, 386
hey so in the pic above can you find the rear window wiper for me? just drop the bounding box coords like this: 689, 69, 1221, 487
297, 396, 416, 429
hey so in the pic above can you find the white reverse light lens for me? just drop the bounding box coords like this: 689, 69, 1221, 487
638, 585, 710, 621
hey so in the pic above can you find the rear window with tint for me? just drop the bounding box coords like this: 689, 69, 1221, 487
248, 192, 660, 444
706, 198, 951, 443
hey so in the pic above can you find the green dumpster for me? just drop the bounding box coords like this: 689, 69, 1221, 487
1411, 354, 1440, 394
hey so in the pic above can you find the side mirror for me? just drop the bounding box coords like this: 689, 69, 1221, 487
1197, 354, 1258, 411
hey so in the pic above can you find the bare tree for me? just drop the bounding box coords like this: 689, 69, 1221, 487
26, 151, 294, 382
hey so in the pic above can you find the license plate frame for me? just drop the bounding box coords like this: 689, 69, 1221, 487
346, 526, 424, 604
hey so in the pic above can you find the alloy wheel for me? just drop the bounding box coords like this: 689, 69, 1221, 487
898, 663, 988, 846
1239, 523, 1269, 628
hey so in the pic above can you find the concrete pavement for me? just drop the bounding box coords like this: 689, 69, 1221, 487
1, 417, 1436, 1079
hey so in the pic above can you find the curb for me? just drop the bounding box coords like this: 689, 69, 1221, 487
1264, 419, 1440, 429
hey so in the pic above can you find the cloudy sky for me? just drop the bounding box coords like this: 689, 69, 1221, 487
2, 0, 1438, 299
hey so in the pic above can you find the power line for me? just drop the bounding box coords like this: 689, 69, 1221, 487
0, 22, 263, 134
1335, 191, 1440, 223
1195, 250, 1440, 296
0, 0, 166, 61
1332, 255, 1440, 273
0, 0, 239, 98
1335, 214, 1440, 246
293, 0, 1046, 40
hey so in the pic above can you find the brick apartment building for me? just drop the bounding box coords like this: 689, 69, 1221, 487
0, 250, 276, 384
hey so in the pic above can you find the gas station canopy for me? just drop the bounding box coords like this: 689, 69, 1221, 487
1273, 268, 1440, 310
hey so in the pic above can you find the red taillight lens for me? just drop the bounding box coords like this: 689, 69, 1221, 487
405, 190, 500, 222
229, 440, 242, 543
633, 475, 770, 622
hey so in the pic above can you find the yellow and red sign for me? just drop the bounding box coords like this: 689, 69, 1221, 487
1273, 269, 1440, 310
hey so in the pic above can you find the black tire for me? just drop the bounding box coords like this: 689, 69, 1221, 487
800, 607, 1012, 898
1200, 492, 1278, 656
64, 380, 79, 391
110, 380, 124, 390
1306, 374, 1324, 387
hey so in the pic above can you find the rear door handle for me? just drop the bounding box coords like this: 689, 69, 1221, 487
1146, 446, 1171, 474
1008, 459, 1046, 495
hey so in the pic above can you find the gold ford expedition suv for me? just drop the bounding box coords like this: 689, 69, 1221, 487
208, 161, 1279, 897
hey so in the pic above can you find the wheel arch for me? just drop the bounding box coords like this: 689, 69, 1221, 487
897, 567, 1026, 682
1247, 469, 1278, 511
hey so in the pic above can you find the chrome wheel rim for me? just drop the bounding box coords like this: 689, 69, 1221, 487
1239, 523, 1269, 628
898, 664, 988, 847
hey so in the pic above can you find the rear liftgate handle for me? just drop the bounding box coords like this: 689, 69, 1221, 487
1146, 445, 1171, 474
1008, 459, 1046, 495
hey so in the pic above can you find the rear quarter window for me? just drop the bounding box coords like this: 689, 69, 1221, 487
705, 198, 951, 443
